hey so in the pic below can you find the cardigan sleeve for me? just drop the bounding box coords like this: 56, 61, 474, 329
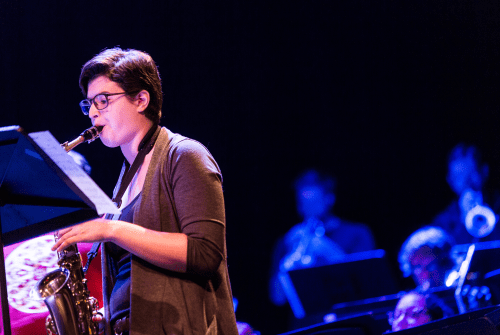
167, 138, 226, 277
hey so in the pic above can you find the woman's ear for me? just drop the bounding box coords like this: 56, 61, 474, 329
135, 90, 150, 113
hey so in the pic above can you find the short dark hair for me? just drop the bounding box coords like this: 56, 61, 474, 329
79, 47, 163, 124
448, 143, 484, 167
293, 169, 337, 196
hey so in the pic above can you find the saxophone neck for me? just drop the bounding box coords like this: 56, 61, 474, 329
62, 137, 85, 152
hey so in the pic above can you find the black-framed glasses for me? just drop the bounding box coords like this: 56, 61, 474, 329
79, 92, 128, 115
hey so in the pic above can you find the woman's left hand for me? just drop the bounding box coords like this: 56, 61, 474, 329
51, 218, 188, 272
52, 218, 113, 252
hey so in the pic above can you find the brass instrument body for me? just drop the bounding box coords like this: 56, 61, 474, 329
37, 268, 80, 335
58, 245, 99, 335
32, 237, 100, 335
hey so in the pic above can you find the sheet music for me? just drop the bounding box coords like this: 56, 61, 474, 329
29, 131, 121, 215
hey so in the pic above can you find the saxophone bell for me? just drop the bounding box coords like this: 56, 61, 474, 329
30, 268, 80, 335
31, 238, 100, 335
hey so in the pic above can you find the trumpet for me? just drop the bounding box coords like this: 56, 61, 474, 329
460, 189, 497, 239
61, 125, 103, 152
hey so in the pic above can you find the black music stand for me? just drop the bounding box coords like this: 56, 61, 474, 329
0, 125, 120, 334
279, 249, 400, 320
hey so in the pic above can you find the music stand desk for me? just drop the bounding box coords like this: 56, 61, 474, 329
0, 126, 120, 334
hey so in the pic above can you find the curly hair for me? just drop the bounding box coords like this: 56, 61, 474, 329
399, 226, 456, 278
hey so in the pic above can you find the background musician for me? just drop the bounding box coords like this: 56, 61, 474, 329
269, 169, 376, 307
431, 143, 500, 243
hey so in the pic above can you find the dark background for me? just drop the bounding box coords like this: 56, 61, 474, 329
3, 1, 500, 333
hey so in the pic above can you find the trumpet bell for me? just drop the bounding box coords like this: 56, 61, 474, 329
465, 205, 497, 238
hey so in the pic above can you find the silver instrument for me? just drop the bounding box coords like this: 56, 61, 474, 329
31, 125, 103, 335
279, 217, 344, 272
455, 244, 476, 314
459, 189, 497, 239
465, 204, 497, 238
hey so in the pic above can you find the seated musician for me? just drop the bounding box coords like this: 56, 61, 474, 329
389, 291, 454, 332
398, 226, 458, 292
398, 225, 492, 314
269, 169, 376, 307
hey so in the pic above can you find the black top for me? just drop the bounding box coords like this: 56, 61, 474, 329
108, 193, 140, 323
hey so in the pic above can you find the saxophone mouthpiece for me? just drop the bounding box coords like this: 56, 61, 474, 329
81, 125, 103, 143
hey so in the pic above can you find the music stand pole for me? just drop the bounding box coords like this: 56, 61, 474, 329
0, 221, 12, 335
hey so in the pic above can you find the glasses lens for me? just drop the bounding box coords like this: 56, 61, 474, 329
94, 94, 108, 110
79, 100, 91, 115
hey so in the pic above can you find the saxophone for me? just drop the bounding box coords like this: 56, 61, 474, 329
31, 125, 103, 335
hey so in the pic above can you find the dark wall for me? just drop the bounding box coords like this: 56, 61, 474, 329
3, 1, 500, 333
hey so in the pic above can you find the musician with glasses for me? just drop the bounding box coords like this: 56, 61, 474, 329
398, 226, 493, 315
389, 291, 454, 332
53, 47, 239, 335
394, 227, 459, 332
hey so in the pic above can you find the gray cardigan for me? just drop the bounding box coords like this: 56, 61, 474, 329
101, 127, 238, 335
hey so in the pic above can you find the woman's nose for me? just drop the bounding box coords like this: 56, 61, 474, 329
88, 105, 100, 119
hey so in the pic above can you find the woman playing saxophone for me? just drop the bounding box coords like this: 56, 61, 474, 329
52, 47, 239, 335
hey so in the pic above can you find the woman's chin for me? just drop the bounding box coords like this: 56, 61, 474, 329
100, 137, 120, 148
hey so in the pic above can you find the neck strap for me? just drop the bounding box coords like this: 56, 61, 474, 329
84, 124, 160, 274
113, 124, 160, 208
